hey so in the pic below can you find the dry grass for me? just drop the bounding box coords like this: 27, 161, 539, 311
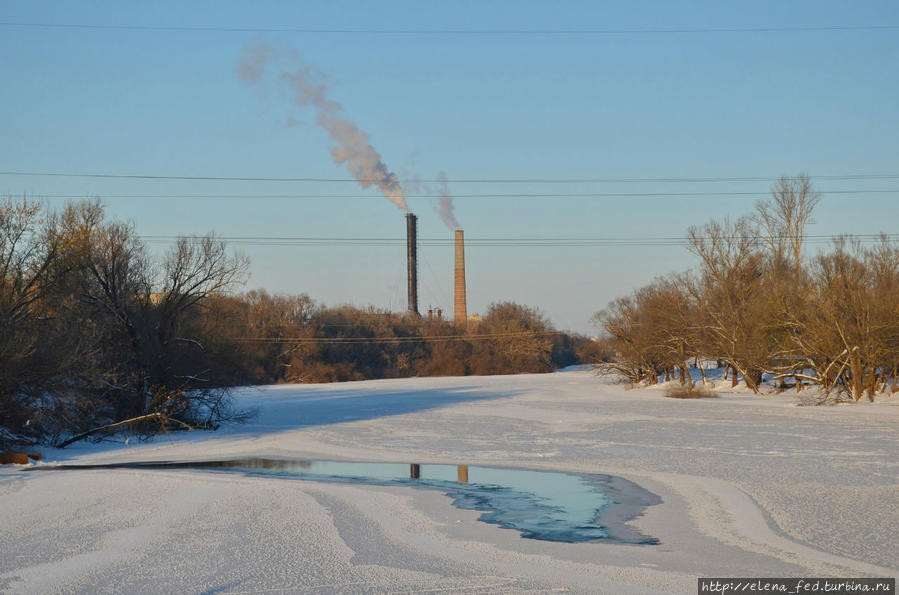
664, 384, 719, 399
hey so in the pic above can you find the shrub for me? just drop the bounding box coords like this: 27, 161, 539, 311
664, 385, 719, 399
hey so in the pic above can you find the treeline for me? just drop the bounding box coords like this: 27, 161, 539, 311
203, 294, 604, 384
595, 175, 899, 401
1, 198, 601, 447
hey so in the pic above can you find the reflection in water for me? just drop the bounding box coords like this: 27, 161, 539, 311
35, 458, 659, 544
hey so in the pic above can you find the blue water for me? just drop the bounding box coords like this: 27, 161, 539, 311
238, 460, 614, 542
34, 458, 659, 544
140, 459, 658, 543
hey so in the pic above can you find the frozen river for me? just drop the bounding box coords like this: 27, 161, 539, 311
1, 369, 896, 593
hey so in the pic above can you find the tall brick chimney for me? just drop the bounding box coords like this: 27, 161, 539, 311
454, 229, 467, 326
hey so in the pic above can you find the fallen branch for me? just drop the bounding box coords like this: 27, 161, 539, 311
56, 413, 194, 448
771, 372, 822, 383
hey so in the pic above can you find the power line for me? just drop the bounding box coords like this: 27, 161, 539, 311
3, 170, 898, 184
2, 22, 897, 35
138, 233, 899, 248
23, 189, 899, 200
230, 330, 564, 344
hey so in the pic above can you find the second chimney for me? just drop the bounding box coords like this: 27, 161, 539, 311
454, 229, 467, 327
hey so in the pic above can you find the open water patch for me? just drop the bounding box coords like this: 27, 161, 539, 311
30, 459, 660, 544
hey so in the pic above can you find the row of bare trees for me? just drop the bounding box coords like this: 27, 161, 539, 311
203, 295, 599, 383
1, 198, 249, 446
2, 197, 602, 446
595, 175, 899, 401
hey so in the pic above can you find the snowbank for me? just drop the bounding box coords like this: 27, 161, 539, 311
1, 369, 895, 593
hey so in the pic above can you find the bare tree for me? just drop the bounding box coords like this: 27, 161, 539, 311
234, 289, 317, 383
594, 295, 653, 383
594, 276, 705, 387
0, 199, 60, 328
58, 201, 250, 424
750, 175, 822, 390
687, 217, 772, 392
754, 174, 821, 287
0, 198, 81, 444
800, 236, 899, 401
471, 302, 555, 375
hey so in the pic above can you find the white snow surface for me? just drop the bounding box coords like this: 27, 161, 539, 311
1, 369, 897, 593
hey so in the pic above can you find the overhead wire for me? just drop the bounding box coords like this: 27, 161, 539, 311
2, 170, 899, 184
7, 170, 895, 249
230, 330, 564, 344
137, 233, 899, 248
2, 22, 897, 35
19, 189, 899, 200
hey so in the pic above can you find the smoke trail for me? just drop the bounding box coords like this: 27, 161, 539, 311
238, 44, 407, 211
237, 44, 271, 83
434, 172, 460, 230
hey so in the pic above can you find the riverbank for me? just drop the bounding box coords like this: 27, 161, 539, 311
1, 369, 896, 592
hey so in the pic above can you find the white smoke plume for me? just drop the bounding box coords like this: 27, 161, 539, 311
238, 43, 407, 211
434, 172, 460, 230
402, 172, 460, 231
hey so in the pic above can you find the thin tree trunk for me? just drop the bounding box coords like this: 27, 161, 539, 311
866, 367, 878, 402
683, 362, 694, 389
851, 354, 864, 401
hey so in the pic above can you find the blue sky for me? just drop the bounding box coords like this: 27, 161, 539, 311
2, 1, 897, 333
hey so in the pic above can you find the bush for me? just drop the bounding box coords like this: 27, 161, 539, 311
664, 385, 719, 399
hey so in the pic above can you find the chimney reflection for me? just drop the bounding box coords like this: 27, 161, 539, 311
408, 464, 468, 483
185, 458, 312, 471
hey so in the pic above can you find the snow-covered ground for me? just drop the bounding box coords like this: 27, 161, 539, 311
1, 369, 896, 593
